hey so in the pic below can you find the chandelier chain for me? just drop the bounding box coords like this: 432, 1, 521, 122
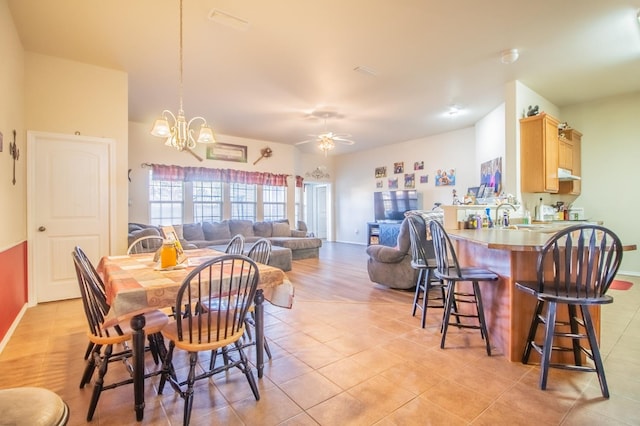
179, 0, 184, 112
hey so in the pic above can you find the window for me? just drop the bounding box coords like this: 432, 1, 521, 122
230, 183, 257, 221
193, 181, 223, 223
148, 174, 183, 225
263, 185, 287, 222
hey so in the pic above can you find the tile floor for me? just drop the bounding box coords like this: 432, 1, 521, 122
1, 242, 639, 425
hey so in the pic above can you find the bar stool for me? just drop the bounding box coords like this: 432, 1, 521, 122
515, 224, 623, 397
407, 214, 446, 328
429, 220, 499, 355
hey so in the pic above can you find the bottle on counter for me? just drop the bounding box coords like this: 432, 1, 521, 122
523, 210, 531, 225
485, 207, 493, 228
535, 197, 544, 221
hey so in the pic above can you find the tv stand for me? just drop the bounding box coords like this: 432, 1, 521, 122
367, 221, 402, 246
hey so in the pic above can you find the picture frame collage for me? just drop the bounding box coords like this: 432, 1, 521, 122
374, 160, 456, 191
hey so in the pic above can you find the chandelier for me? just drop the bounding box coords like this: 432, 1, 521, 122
150, 0, 216, 153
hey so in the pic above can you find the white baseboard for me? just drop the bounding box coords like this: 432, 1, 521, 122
0, 304, 28, 354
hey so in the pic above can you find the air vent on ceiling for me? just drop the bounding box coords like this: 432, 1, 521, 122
208, 9, 250, 31
354, 66, 378, 77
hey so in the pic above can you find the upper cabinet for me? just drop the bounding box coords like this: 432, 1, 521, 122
520, 113, 582, 194
558, 129, 582, 195
520, 113, 560, 193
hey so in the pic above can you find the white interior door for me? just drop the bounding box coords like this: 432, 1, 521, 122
28, 132, 114, 303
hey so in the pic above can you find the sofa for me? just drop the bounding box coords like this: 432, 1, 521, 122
365, 210, 443, 289
128, 219, 322, 266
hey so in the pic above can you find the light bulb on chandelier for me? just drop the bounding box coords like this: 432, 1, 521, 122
150, 0, 216, 155
317, 135, 335, 156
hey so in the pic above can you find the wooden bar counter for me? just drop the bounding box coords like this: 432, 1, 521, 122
446, 226, 635, 362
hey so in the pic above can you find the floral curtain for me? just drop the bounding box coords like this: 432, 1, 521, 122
296, 175, 304, 188
149, 163, 290, 187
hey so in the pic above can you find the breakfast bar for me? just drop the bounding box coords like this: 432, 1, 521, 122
445, 226, 635, 362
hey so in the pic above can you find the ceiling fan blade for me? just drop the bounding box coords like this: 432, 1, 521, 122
335, 138, 355, 145
295, 139, 314, 145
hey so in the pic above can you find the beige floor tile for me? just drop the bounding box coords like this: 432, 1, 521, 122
279, 370, 343, 409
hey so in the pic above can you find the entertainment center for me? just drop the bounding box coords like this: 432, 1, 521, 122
368, 190, 421, 246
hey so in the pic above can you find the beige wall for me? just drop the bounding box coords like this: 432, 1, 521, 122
128, 120, 329, 224
0, 0, 25, 250
24, 53, 129, 253
334, 127, 477, 244
562, 92, 640, 273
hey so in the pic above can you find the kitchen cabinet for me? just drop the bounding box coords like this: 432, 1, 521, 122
520, 113, 560, 193
558, 137, 573, 170
558, 129, 582, 195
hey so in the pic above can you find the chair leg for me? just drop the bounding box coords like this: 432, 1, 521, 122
234, 340, 260, 401
80, 344, 101, 388
539, 301, 557, 391
440, 280, 455, 349
84, 341, 95, 360
567, 304, 582, 366
411, 269, 424, 318
87, 344, 112, 421
473, 281, 491, 356
182, 352, 198, 426
420, 269, 432, 328
581, 305, 609, 398
263, 338, 273, 359
522, 300, 545, 364
158, 340, 178, 395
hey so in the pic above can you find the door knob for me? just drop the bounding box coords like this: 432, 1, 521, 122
38, 226, 46, 232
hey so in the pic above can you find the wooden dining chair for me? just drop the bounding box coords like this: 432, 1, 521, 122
72, 249, 168, 421
247, 238, 272, 264
224, 233, 245, 254
158, 254, 261, 426
515, 224, 623, 397
127, 235, 165, 254
429, 220, 499, 356
244, 238, 273, 358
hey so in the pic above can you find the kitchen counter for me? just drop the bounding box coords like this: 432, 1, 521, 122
443, 226, 635, 362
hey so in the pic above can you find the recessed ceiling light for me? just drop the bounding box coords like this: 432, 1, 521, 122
500, 48, 519, 64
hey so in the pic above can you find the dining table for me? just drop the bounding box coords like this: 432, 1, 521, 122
97, 248, 294, 421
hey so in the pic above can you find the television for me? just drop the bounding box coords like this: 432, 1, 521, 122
374, 190, 419, 222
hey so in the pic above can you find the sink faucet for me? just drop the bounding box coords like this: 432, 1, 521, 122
495, 203, 517, 227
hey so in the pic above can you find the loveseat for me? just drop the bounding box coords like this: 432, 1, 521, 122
128, 219, 322, 262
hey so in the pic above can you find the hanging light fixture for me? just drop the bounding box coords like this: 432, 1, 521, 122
317, 135, 336, 156
150, 0, 216, 152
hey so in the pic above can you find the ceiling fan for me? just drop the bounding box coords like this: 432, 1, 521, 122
295, 111, 355, 155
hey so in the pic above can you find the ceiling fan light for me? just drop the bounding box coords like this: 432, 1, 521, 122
197, 124, 216, 143
151, 117, 171, 137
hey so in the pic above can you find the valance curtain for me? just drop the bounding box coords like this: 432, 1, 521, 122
149, 164, 289, 187
296, 175, 304, 188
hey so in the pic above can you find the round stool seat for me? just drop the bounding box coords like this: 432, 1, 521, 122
0, 387, 69, 425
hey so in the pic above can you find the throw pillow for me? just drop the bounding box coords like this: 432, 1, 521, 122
203, 221, 231, 240
272, 222, 291, 237
253, 221, 273, 238
182, 223, 205, 241
229, 220, 255, 237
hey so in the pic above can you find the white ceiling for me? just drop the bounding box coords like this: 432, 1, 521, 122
8, 0, 640, 155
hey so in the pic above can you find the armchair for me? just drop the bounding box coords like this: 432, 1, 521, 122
365, 218, 418, 289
